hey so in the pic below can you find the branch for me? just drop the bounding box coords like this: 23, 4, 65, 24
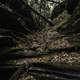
0, 46, 80, 61
1, 63, 80, 80
46, 0, 61, 4
24, 4, 54, 26
0, 2, 32, 34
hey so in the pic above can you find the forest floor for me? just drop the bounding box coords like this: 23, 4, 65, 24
17, 12, 80, 80
17, 11, 80, 80
5, 1, 80, 79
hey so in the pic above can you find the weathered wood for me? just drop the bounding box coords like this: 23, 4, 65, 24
2, 63, 80, 80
